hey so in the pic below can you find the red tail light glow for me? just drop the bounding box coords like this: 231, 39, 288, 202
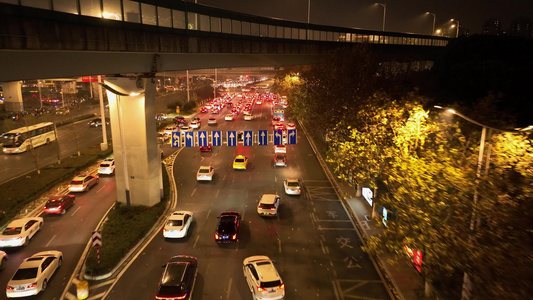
215, 233, 219, 239
6, 286, 13, 291
28, 282, 37, 288
279, 283, 285, 289
232, 234, 237, 240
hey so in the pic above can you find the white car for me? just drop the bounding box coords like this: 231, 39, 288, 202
189, 121, 200, 129
98, 158, 115, 175
197, 166, 214, 181
164, 125, 178, 135
0, 217, 43, 248
6, 251, 63, 298
243, 256, 285, 300
68, 175, 99, 192
208, 117, 217, 125
244, 114, 254, 121
284, 178, 302, 195
274, 144, 286, 153
0, 250, 7, 271
225, 114, 234, 121
257, 194, 280, 217
163, 211, 194, 239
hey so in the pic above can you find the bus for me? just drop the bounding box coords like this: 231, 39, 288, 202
1, 122, 56, 154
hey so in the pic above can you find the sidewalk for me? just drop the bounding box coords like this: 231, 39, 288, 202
337, 180, 426, 300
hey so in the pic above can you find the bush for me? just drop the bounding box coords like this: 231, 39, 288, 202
84, 164, 170, 276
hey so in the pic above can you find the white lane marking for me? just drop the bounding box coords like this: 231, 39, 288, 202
96, 186, 105, 193
215, 189, 220, 198
206, 209, 211, 220
278, 238, 282, 253
193, 235, 200, 248
191, 188, 196, 197
332, 280, 342, 300
70, 206, 82, 216
45, 234, 56, 247
226, 277, 233, 299
320, 240, 329, 254
200, 157, 205, 162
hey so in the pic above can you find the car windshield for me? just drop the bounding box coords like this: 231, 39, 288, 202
167, 220, 183, 227
2, 227, 22, 235
261, 280, 282, 288
235, 159, 245, 163
12, 267, 38, 280
287, 182, 299, 187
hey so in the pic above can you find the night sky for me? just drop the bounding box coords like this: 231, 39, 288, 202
195, 0, 533, 35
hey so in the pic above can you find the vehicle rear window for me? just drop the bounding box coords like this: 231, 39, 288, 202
2, 227, 22, 235
46, 200, 62, 207
167, 220, 183, 227
100, 163, 110, 168
287, 182, 299, 187
259, 203, 275, 209
235, 159, 244, 163
71, 180, 83, 185
261, 280, 282, 288
12, 267, 38, 280
199, 169, 210, 174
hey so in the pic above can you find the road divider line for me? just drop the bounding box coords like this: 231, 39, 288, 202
191, 188, 196, 197
206, 209, 211, 220
193, 234, 200, 248
71, 206, 82, 216
96, 186, 105, 193
45, 234, 56, 247
278, 238, 282, 253
215, 189, 220, 198
226, 277, 233, 299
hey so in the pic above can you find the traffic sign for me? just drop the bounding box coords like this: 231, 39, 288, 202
227, 131, 237, 147
171, 132, 181, 147
185, 132, 195, 147
287, 129, 297, 144
243, 131, 253, 146
273, 130, 283, 145
212, 131, 222, 146
258, 130, 268, 146
198, 131, 208, 146
91, 231, 102, 249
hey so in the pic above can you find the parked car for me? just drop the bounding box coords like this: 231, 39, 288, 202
6, 251, 63, 298
155, 256, 198, 300
0, 217, 43, 247
243, 256, 285, 300
43, 195, 76, 215
68, 175, 99, 192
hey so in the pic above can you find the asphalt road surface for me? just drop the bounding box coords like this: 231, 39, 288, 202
101, 99, 391, 299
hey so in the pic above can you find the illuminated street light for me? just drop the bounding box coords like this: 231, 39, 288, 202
426, 12, 436, 36
451, 18, 460, 38
375, 3, 386, 31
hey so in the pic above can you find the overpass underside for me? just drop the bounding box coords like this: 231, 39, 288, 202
0, 3, 444, 82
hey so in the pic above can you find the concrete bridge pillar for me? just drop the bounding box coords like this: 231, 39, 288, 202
2, 81, 24, 112
103, 76, 162, 207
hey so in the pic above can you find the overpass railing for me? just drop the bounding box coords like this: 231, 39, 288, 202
0, 0, 449, 49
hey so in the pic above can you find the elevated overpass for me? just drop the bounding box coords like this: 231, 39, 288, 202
0, 0, 450, 207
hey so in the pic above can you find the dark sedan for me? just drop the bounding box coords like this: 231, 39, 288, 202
155, 256, 197, 300
43, 195, 76, 215
214, 211, 241, 243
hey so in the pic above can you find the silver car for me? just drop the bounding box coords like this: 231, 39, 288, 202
283, 178, 301, 195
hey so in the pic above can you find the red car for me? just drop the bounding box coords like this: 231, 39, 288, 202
44, 195, 76, 215
200, 145, 212, 152
200, 107, 208, 113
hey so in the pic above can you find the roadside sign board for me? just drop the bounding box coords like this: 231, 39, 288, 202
91, 231, 102, 249
198, 131, 208, 146
243, 131, 253, 146
227, 131, 237, 147
258, 130, 268, 146
171, 132, 181, 147
287, 129, 297, 144
212, 131, 222, 146
185, 132, 194, 147
273, 130, 283, 145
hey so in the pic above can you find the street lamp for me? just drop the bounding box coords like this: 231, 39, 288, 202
375, 3, 386, 31
433, 105, 528, 300
426, 12, 436, 36
307, 0, 311, 23
451, 18, 460, 38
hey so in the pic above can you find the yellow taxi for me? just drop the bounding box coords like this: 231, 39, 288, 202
233, 155, 248, 170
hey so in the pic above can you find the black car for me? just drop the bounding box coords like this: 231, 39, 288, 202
88, 117, 110, 127
156, 256, 197, 300
214, 211, 241, 243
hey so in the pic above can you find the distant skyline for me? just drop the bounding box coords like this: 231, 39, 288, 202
193, 0, 533, 35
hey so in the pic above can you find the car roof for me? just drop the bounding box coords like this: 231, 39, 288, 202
19, 257, 46, 269
169, 211, 192, 221
260, 194, 278, 204
285, 178, 299, 183
245, 256, 281, 282
198, 166, 212, 170
7, 218, 36, 227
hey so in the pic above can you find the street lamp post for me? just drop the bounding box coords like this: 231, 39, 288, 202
376, 3, 386, 31
451, 18, 460, 38
426, 12, 436, 36
307, 0, 311, 24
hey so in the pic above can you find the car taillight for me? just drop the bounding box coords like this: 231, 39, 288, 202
176, 293, 187, 299
232, 234, 237, 240
162, 228, 168, 232
215, 233, 219, 239
257, 287, 265, 292
279, 283, 285, 289
28, 282, 37, 288
6, 286, 14, 290
270, 208, 276, 211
